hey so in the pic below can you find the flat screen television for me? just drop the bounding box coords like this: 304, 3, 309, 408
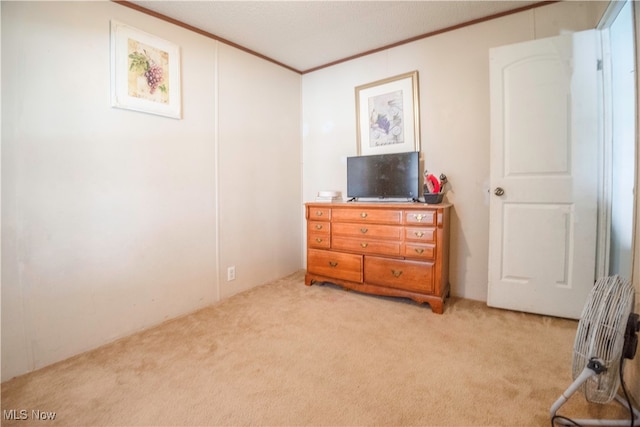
347, 151, 420, 201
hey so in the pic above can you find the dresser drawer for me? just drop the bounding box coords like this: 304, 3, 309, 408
333, 237, 401, 256
333, 223, 402, 240
308, 220, 330, 249
308, 220, 330, 233
403, 243, 435, 260
404, 226, 436, 243
332, 208, 402, 224
404, 210, 436, 226
307, 249, 363, 283
308, 232, 330, 249
308, 207, 331, 221
364, 256, 434, 294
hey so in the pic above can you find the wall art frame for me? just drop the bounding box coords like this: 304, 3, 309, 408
355, 71, 420, 155
110, 20, 182, 119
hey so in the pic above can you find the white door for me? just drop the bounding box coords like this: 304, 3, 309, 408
487, 30, 601, 319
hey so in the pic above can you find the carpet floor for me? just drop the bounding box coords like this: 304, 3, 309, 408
1, 270, 633, 426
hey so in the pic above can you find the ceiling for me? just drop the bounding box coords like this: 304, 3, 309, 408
127, 1, 545, 73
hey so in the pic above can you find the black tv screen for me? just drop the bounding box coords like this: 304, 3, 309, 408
347, 151, 419, 200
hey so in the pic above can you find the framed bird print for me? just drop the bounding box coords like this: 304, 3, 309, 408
355, 71, 420, 155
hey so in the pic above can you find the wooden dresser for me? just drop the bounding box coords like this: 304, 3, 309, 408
305, 202, 451, 314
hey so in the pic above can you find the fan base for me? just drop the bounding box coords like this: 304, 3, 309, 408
551, 366, 640, 426
553, 394, 640, 426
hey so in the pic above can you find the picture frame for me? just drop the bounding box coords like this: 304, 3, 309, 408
110, 20, 182, 119
355, 71, 420, 155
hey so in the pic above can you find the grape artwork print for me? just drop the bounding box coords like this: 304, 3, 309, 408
110, 20, 181, 118
127, 39, 170, 104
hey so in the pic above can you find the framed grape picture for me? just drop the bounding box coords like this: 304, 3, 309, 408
110, 21, 182, 119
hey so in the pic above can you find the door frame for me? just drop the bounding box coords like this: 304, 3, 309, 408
595, 0, 638, 281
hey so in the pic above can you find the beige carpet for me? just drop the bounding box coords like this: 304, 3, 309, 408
1, 270, 633, 426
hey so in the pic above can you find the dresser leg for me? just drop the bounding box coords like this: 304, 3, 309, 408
430, 300, 444, 314
304, 274, 314, 286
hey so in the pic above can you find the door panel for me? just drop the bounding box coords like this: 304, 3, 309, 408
505, 58, 571, 176
502, 203, 573, 287
488, 30, 600, 319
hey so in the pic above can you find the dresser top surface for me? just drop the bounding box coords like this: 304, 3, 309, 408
306, 201, 451, 209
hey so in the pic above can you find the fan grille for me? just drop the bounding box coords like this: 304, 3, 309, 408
572, 275, 634, 404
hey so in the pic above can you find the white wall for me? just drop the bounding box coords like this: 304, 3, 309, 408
216, 44, 302, 299
1, 1, 302, 381
302, 1, 607, 302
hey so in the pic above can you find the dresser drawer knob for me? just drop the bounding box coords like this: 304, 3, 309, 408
414, 214, 425, 222
315, 211, 323, 216
360, 242, 368, 248
315, 238, 323, 243
414, 231, 424, 238
391, 269, 403, 278
329, 261, 338, 268
414, 248, 425, 254
360, 228, 368, 234
360, 212, 368, 218
315, 224, 323, 230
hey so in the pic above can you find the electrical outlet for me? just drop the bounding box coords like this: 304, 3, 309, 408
227, 266, 236, 281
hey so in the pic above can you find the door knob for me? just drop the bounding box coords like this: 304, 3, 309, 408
494, 187, 505, 196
